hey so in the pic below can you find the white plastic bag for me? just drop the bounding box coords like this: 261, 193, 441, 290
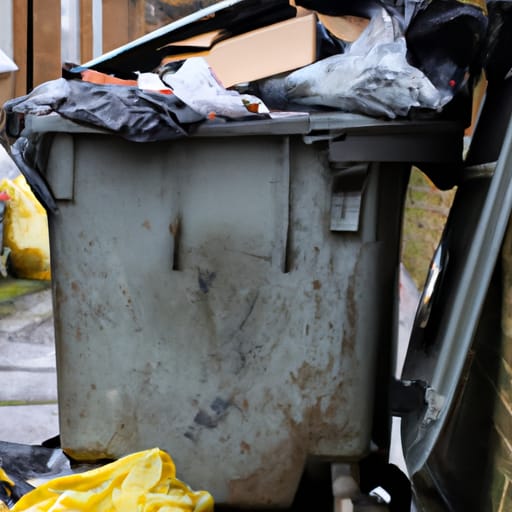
161, 57, 269, 120
285, 7, 450, 119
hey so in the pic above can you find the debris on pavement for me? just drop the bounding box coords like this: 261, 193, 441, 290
0, 446, 214, 512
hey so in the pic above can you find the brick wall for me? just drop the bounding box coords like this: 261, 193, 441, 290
493, 221, 512, 511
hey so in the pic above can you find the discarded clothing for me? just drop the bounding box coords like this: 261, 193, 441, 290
10, 448, 213, 512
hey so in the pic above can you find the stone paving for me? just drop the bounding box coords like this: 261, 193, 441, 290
0, 288, 59, 444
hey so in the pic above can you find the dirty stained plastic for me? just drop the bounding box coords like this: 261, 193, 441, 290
28, 107, 464, 508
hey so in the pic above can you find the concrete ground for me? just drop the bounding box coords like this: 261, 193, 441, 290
0, 287, 59, 444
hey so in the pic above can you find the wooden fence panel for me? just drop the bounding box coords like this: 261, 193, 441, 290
12, 0, 28, 97
33, 0, 62, 86
102, 0, 145, 54
13, 0, 61, 94
80, 0, 94, 63
10, 0, 210, 97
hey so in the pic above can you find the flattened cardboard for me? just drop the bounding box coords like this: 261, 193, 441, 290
164, 14, 318, 87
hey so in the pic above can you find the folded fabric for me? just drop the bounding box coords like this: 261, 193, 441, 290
11, 448, 214, 512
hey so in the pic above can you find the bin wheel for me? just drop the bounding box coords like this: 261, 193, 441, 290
359, 454, 412, 512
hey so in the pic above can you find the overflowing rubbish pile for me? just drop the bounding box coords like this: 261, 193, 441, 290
0, 0, 488, 213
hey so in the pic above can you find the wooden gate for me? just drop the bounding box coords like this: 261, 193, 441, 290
11, 0, 219, 97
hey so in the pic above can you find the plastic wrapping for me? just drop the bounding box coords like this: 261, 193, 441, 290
285, 8, 445, 118
405, 0, 488, 101
0, 173, 51, 280
160, 57, 270, 119
4, 78, 204, 143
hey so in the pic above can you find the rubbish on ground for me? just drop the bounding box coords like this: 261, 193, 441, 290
0, 467, 35, 509
0, 440, 74, 486
6, 447, 213, 512
0, 173, 50, 280
285, 7, 446, 118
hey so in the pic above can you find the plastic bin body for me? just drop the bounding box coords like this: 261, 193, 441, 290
40, 115, 459, 508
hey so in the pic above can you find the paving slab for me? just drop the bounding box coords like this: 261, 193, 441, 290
0, 404, 59, 445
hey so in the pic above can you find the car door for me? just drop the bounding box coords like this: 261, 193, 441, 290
399, 11, 512, 507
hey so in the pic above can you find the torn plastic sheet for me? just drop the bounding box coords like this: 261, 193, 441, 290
0, 441, 101, 507
285, 7, 447, 119
9, 137, 58, 214
0, 441, 72, 506
3, 78, 204, 143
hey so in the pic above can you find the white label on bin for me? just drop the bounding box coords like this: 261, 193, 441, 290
330, 191, 361, 232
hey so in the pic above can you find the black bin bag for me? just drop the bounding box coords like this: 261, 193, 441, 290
485, 0, 512, 82
405, 0, 488, 124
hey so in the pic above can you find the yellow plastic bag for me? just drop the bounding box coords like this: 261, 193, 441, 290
0, 174, 50, 280
11, 448, 214, 512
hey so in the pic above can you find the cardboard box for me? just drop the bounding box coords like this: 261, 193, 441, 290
164, 13, 318, 88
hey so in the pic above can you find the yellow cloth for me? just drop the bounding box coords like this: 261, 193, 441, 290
11, 448, 214, 512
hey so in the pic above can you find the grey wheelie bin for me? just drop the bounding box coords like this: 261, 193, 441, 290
27, 111, 463, 508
